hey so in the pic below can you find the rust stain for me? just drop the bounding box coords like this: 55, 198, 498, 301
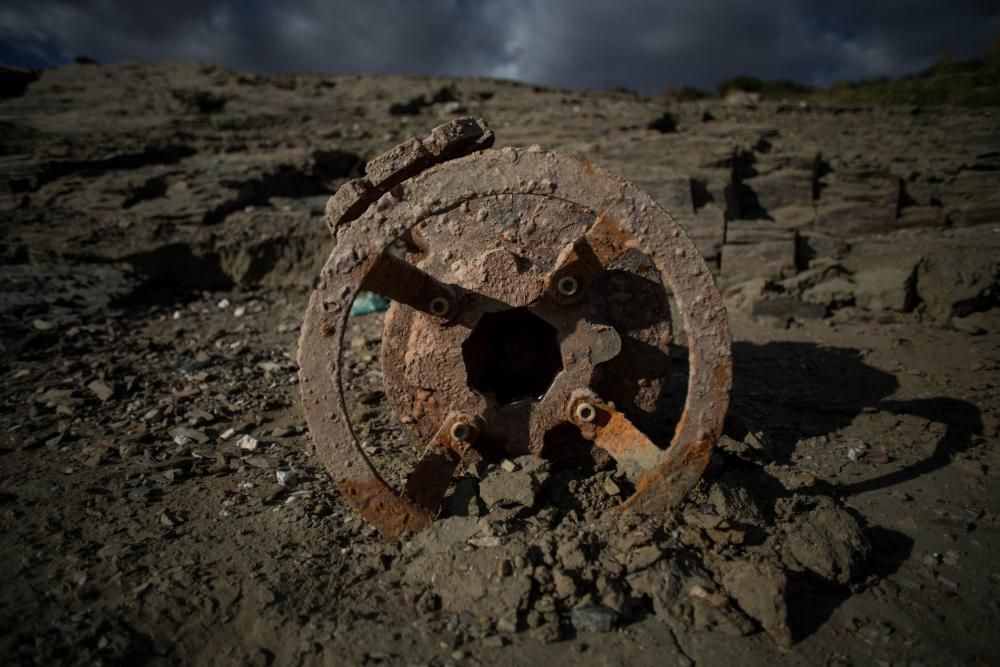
588, 213, 634, 263
338, 477, 434, 538
592, 410, 659, 462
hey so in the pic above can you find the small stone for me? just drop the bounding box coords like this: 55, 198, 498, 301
481, 635, 506, 648
260, 484, 286, 504
186, 407, 213, 424
500, 459, 517, 472
781, 497, 870, 584
276, 470, 297, 487
952, 314, 988, 335
245, 456, 278, 469
603, 476, 621, 496
171, 426, 209, 444
553, 569, 577, 598
237, 434, 260, 451
627, 545, 663, 572
530, 621, 562, 643
220, 427, 237, 440
217, 298, 230, 309
570, 605, 616, 633
32, 319, 54, 331
87, 380, 114, 402
469, 460, 489, 479
497, 616, 517, 634
468, 535, 501, 548
233, 306, 247, 317
477, 456, 550, 509
942, 550, 960, 566
853, 266, 916, 312
557, 539, 587, 571
720, 560, 792, 647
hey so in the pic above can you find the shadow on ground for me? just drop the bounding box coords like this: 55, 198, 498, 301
728, 340, 983, 495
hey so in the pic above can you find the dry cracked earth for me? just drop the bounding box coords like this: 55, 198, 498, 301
0, 62, 998, 666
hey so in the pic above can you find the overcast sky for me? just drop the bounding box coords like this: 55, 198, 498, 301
1, 0, 998, 93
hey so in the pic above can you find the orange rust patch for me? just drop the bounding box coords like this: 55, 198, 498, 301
589, 214, 634, 264
713, 359, 732, 387
337, 477, 433, 538
593, 410, 658, 461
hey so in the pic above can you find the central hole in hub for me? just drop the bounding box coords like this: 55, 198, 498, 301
462, 307, 563, 404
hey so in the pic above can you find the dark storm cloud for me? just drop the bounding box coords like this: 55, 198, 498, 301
490, 0, 1000, 90
0, 1, 502, 74
1, 0, 997, 92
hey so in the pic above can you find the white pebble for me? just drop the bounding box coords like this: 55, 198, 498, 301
237, 434, 259, 451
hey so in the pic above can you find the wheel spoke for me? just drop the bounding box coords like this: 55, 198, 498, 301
402, 414, 479, 513
360, 252, 458, 319
403, 443, 461, 513
546, 213, 636, 302
568, 391, 665, 479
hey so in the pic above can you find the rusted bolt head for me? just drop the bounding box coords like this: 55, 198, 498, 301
557, 275, 579, 297
450, 421, 472, 442
574, 402, 597, 423
429, 297, 450, 317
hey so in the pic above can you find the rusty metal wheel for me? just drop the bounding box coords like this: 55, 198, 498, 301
298, 118, 732, 538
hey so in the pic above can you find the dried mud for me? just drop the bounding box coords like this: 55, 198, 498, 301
1, 62, 998, 666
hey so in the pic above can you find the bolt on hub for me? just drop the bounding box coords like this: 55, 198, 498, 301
298, 117, 732, 538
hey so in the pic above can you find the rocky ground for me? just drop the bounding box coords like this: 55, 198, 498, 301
0, 62, 998, 666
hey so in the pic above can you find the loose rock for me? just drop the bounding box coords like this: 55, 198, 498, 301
570, 605, 616, 633
780, 497, 870, 585
720, 560, 793, 647
237, 434, 260, 451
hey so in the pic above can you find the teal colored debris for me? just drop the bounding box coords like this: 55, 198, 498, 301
349, 292, 390, 316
